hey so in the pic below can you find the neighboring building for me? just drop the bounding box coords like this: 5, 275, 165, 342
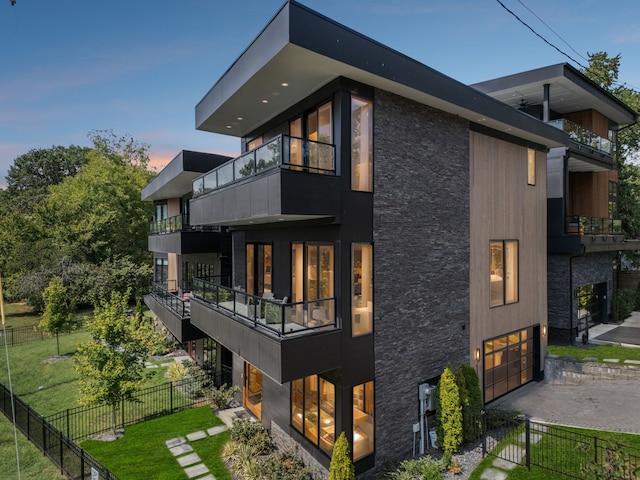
141, 149, 234, 373
143, 1, 569, 476
473, 64, 638, 345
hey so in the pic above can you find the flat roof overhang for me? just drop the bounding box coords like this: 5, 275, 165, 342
142, 150, 232, 202
472, 63, 638, 127
196, 0, 566, 150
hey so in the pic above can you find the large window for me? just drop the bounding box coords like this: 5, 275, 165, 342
307, 102, 333, 172
351, 96, 373, 191
244, 363, 262, 420
484, 327, 534, 402
291, 243, 334, 303
353, 381, 374, 461
154, 257, 168, 284
490, 240, 518, 307
246, 244, 272, 296
291, 375, 335, 454
352, 244, 373, 336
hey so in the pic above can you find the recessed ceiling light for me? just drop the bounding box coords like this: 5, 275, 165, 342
237, 117, 243, 121
281, 82, 289, 87
226, 125, 232, 129
261, 99, 268, 104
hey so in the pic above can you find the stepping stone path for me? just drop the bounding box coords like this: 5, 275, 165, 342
165, 425, 229, 480
480, 425, 547, 480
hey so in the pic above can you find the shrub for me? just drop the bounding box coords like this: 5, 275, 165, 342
456, 364, 482, 442
205, 383, 239, 410
229, 417, 273, 455
261, 450, 313, 480
613, 289, 635, 322
435, 364, 463, 456
166, 359, 199, 381
329, 432, 355, 480
385, 456, 445, 480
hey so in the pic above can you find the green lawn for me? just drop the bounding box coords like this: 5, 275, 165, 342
0, 413, 65, 480
1, 302, 41, 328
470, 423, 640, 479
547, 344, 640, 362
81, 405, 231, 480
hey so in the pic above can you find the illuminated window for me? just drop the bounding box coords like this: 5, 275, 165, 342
291, 375, 335, 454
244, 363, 262, 420
527, 148, 536, 186
351, 96, 373, 191
353, 381, 374, 461
490, 240, 518, 307
352, 244, 373, 336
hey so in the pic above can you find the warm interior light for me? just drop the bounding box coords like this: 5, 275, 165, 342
261, 99, 268, 104
475, 348, 481, 363
354, 431, 362, 442
542, 325, 547, 337
281, 82, 289, 87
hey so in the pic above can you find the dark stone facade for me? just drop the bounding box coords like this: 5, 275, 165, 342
372, 89, 471, 467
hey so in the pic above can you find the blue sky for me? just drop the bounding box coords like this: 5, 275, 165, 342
1, 0, 640, 188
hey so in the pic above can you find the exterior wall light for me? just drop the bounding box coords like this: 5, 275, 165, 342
475, 348, 481, 363
542, 324, 547, 337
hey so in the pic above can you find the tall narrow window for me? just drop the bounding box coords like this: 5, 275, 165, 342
351, 96, 373, 191
490, 240, 519, 307
244, 363, 262, 420
307, 101, 332, 172
609, 181, 618, 219
247, 136, 263, 151
246, 243, 272, 296
527, 148, 535, 186
352, 244, 373, 336
291, 375, 335, 454
290, 118, 303, 170
353, 381, 374, 461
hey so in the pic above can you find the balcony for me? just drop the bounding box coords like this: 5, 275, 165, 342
148, 214, 227, 254
189, 135, 341, 227
143, 283, 205, 343
189, 278, 342, 383
548, 119, 613, 156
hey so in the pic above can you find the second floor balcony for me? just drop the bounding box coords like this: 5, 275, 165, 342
189, 278, 342, 383
549, 118, 613, 158
150, 214, 221, 235
566, 216, 622, 236
148, 214, 228, 254
189, 135, 341, 227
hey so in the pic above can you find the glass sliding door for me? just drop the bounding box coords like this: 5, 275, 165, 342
244, 363, 262, 419
246, 243, 272, 296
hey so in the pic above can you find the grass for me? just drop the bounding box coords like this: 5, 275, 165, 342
81, 405, 231, 480
1, 302, 41, 328
547, 344, 640, 362
469, 423, 640, 480
0, 413, 66, 480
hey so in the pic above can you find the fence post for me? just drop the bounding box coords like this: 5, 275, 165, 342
594, 436, 598, 466
121, 399, 125, 431
481, 409, 487, 457
80, 448, 85, 480
59, 429, 64, 475
27, 403, 31, 440
170, 382, 174, 413
525, 418, 531, 471
42, 416, 46, 454
66, 408, 70, 438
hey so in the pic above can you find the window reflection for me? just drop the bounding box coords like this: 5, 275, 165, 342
353, 381, 374, 461
291, 375, 335, 454
352, 244, 373, 336
351, 96, 373, 192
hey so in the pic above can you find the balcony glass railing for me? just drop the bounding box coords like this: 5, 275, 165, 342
566, 216, 622, 235
548, 119, 613, 155
151, 282, 190, 318
192, 134, 336, 198
191, 278, 336, 337
150, 214, 221, 235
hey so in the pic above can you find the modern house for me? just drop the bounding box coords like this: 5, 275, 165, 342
141, 149, 234, 373
143, 1, 571, 475
473, 64, 638, 345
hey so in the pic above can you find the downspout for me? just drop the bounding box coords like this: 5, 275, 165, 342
543, 84, 550, 123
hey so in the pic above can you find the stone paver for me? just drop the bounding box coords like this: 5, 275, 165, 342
480, 468, 508, 480
516, 432, 542, 444
207, 425, 227, 436
196, 476, 216, 480
603, 358, 620, 363
492, 445, 524, 471
186, 430, 207, 441
184, 463, 209, 479
177, 452, 201, 467
165, 437, 186, 448
583, 357, 598, 361
169, 443, 193, 456
624, 359, 640, 365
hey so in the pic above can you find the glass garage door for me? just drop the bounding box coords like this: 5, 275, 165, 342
484, 327, 534, 402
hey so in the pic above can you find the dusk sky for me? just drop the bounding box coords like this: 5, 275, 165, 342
2, 0, 640, 188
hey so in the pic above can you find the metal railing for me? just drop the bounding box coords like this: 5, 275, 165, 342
548, 118, 613, 155
151, 282, 190, 318
0, 325, 84, 347
150, 214, 221, 235
192, 134, 336, 197
191, 277, 336, 337
566, 216, 622, 235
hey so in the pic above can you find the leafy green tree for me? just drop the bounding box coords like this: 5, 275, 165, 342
456, 364, 483, 442
435, 364, 463, 457
74, 290, 163, 434
329, 431, 355, 480
38, 276, 76, 356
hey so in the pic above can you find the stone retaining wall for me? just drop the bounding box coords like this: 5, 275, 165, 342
545, 356, 640, 385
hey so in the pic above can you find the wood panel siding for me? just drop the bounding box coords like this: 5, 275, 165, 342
564, 109, 610, 138
469, 131, 547, 393
168, 197, 181, 217
569, 170, 617, 218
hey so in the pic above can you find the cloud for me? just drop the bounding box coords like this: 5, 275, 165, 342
613, 30, 640, 45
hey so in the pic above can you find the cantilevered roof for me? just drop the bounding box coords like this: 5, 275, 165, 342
141, 150, 231, 201
471, 63, 637, 126
196, 0, 566, 149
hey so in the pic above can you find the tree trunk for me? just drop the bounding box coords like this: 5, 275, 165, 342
56, 333, 60, 356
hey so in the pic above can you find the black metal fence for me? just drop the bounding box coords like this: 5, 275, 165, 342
1, 382, 119, 480
45, 371, 231, 441
0, 325, 86, 347
482, 409, 640, 479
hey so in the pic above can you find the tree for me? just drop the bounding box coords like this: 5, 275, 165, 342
38, 276, 76, 356
456, 364, 483, 443
74, 290, 163, 434
329, 432, 355, 480
435, 364, 463, 457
